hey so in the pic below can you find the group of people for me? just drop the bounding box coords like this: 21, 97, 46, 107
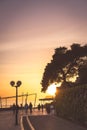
12, 102, 55, 115
37, 103, 55, 115
37, 103, 44, 112
12, 102, 33, 114
25, 102, 33, 114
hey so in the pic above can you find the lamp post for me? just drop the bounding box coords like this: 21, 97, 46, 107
10, 80, 22, 125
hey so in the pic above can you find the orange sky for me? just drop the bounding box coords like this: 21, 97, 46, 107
0, 0, 87, 104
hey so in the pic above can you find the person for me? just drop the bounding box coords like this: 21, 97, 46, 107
46, 103, 50, 114
12, 103, 16, 114
50, 102, 55, 115
41, 104, 44, 112
20, 103, 23, 113
29, 102, 33, 113
25, 103, 28, 114
37, 103, 41, 111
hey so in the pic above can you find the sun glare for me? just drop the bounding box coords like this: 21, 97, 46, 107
47, 83, 61, 96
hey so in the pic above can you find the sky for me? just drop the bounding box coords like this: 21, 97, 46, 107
0, 0, 87, 104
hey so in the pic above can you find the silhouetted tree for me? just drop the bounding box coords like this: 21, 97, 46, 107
41, 43, 87, 92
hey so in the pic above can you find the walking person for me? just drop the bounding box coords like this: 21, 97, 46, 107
12, 103, 16, 114
25, 103, 28, 114
41, 104, 44, 112
29, 102, 33, 114
38, 104, 41, 111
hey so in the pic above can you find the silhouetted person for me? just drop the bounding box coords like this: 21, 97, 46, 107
38, 104, 41, 111
41, 104, 44, 112
46, 103, 50, 114
50, 103, 55, 115
29, 102, 33, 113
20, 103, 23, 109
12, 103, 16, 114
25, 103, 28, 114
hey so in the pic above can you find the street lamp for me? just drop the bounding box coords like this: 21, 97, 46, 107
10, 80, 22, 125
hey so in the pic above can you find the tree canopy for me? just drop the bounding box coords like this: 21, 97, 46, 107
41, 43, 87, 92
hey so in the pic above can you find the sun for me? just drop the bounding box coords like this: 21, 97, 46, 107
46, 83, 56, 96
46, 83, 61, 96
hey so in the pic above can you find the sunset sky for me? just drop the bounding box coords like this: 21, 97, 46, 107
0, 0, 87, 103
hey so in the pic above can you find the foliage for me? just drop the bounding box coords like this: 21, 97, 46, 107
55, 85, 87, 123
41, 43, 87, 92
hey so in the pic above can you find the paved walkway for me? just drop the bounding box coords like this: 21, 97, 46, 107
21, 109, 87, 130
0, 111, 21, 130
0, 110, 87, 130
28, 115, 87, 130
0, 109, 46, 130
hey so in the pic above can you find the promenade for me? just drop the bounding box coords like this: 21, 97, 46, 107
0, 111, 21, 130
0, 109, 87, 130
